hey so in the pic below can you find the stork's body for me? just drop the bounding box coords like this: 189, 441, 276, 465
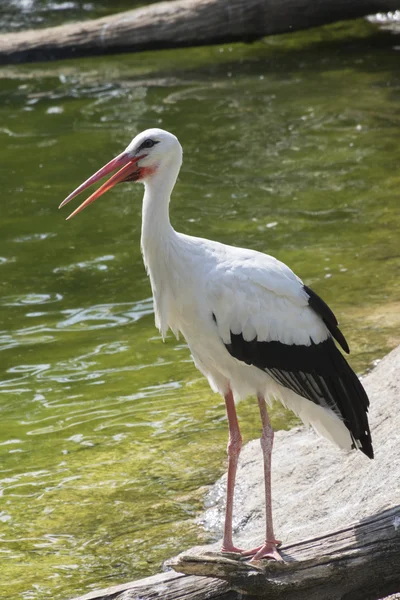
61, 128, 373, 561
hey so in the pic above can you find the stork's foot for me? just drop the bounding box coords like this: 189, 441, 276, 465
221, 543, 243, 554
241, 539, 283, 562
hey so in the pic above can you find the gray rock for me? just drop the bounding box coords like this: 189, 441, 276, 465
201, 345, 400, 552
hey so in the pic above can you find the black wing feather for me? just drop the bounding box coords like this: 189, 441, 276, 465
223, 331, 373, 459
304, 284, 350, 353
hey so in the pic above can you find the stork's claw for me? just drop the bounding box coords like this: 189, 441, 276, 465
241, 539, 283, 562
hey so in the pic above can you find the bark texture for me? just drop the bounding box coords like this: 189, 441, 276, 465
0, 0, 400, 64
69, 570, 234, 600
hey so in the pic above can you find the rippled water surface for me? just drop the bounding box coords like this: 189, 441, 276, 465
0, 8, 400, 600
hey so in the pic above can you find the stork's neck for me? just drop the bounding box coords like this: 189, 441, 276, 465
140, 156, 180, 263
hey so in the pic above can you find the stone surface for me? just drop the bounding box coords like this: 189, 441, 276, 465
201, 345, 400, 552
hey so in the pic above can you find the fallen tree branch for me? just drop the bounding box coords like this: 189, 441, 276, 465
70, 570, 234, 600
70, 505, 400, 600
1, 0, 400, 64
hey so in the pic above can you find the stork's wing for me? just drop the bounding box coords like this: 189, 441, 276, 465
303, 284, 349, 353
209, 250, 373, 458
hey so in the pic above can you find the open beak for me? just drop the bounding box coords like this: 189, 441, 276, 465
59, 151, 143, 219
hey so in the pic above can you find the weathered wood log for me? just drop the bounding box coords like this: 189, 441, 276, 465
70, 570, 235, 600
1, 0, 400, 65
70, 505, 400, 600
170, 505, 400, 600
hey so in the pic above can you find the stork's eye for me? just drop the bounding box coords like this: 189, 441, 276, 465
142, 139, 156, 149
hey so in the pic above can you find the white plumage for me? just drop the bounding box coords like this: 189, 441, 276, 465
144, 230, 353, 451
61, 128, 373, 561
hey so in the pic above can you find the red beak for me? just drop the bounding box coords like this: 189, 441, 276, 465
59, 151, 144, 219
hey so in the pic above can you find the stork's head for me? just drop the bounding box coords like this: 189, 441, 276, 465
59, 128, 182, 219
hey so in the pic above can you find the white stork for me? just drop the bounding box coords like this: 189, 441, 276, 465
60, 128, 373, 561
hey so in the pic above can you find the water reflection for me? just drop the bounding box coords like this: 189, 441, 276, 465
0, 298, 154, 352
14, 232, 57, 242
57, 299, 154, 330
3, 292, 63, 305
53, 255, 115, 273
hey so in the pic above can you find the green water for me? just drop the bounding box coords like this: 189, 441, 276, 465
0, 11, 400, 600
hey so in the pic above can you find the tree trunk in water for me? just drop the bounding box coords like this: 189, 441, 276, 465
0, 0, 399, 64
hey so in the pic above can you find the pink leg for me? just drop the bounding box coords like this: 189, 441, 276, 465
242, 396, 282, 561
221, 388, 243, 553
